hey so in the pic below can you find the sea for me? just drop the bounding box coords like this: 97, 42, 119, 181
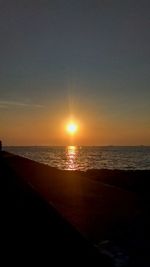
5, 146, 150, 171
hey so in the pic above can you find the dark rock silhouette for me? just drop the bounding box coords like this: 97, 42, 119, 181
0, 140, 2, 151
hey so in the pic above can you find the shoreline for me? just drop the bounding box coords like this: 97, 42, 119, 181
4, 150, 150, 193
4, 146, 150, 172
1, 151, 105, 265
2, 151, 150, 266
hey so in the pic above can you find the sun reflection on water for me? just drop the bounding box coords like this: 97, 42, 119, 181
66, 146, 77, 170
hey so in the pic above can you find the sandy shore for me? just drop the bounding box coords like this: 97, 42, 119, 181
1, 151, 150, 266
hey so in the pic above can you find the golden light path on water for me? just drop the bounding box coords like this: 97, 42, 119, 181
66, 146, 77, 170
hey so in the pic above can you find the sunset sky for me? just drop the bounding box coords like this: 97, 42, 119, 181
0, 0, 150, 146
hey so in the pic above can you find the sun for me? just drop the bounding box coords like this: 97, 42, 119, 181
66, 122, 78, 135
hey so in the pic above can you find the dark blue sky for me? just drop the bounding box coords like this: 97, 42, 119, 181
0, 0, 150, 145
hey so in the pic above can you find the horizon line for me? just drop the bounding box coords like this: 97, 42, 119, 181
3, 145, 150, 147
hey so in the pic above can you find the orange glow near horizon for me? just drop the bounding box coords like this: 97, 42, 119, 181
1, 108, 150, 146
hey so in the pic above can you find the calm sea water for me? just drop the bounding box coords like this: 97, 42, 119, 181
5, 146, 150, 171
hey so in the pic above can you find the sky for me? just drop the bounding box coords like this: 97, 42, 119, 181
0, 0, 150, 146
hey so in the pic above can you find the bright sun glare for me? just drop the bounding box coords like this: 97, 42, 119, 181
66, 122, 78, 134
